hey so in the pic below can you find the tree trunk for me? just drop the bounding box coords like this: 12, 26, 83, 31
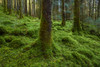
29, 0, 31, 16
98, 0, 100, 18
72, 0, 82, 34
4, 0, 7, 13
32, 0, 35, 17
14, 0, 17, 12
7, 0, 12, 14
17, 0, 19, 14
39, 0, 52, 58
61, 0, 65, 26
19, 0, 23, 18
25, 0, 27, 16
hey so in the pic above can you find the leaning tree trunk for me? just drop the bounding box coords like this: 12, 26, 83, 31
61, 0, 65, 26
72, 0, 82, 34
39, 0, 52, 58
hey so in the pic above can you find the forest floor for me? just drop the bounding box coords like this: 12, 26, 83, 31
0, 6, 100, 67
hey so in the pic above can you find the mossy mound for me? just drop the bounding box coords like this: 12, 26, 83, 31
0, 26, 8, 35
9, 39, 25, 49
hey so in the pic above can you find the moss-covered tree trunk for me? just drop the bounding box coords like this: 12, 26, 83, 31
61, 0, 65, 26
25, 0, 27, 16
19, 0, 23, 19
72, 0, 82, 34
39, 0, 52, 58
4, 0, 7, 13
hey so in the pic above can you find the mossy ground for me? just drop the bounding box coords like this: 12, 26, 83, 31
0, 5, 100, 67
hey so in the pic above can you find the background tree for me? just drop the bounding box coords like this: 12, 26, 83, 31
7, 0, 12, 14
19, 0, 23, 18
32, 0, 35, 17
98, 0, 100, 18
61, 0, 65, 26
3, 0, 7, 13
25, 0, 27, 16
14, 0, 17, 12
29, 0, 31, 16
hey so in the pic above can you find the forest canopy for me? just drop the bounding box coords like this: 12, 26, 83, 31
0, 0, 100, 67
